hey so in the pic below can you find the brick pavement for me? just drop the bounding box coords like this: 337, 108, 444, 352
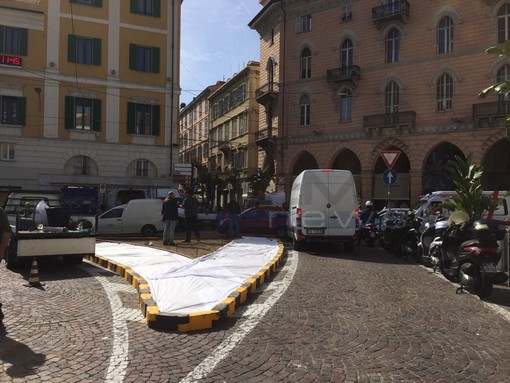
1, 243, 510, 382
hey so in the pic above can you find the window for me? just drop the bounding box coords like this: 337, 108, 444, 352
498, 4, 510, 43
299, 95, 311, 126
239, 113, 247, 135
300, 48, 312, 79
268, 58, 275, 90
130, 0, 161, 17
270, 27, 275, 45
385, 81, 399, 124
0, 95, 26, 125
70, 0, 102, 7
341, 2, 352, 22
386, 28, 400, 64
0, 26, 28, 55
72, 156, 95, 176
136, 159, 149, 177
233, 150, 246, 169
436, 73, 453, 112
129, 44, 160, 73
127, 102, 160, 136
65, 96, 101, 131
232, 117, 238, 137
339, 89, 352, 122
68, 35, 101, 65
437, 16, 454, 54
298, 15, 312, 33
341, 39, 353, 68
0, 143, 14, 160
496, 65, 510, 114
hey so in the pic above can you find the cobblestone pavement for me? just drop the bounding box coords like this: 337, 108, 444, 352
1, 242, 510, 382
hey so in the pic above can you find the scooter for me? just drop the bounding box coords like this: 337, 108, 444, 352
430, 219, 508, 298
417, 217, 448, 267
359, 220, 380, 246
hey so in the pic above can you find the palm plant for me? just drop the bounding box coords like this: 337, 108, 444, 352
442, 154, 500, 222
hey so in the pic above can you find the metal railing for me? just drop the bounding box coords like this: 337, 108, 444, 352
363, 111, 416, 128
372, 0, 410, 21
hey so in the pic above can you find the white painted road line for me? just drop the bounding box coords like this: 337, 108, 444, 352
180, 250, 299, 383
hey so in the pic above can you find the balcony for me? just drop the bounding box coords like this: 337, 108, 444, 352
218, 141, 232, 154
255, 129, 277, 150
473, 101, 510, 119
363, 111, 416, 135
372, 0, 409, 28
327, 65, 360, 87
255, 82, 279, 106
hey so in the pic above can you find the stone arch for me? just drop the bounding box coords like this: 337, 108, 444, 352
422, 141, 464, 194
428, 6, 462, 29
126, 158, 158, 178
64, 155, 99, 176
289, 150, 319, 179
481, 138, 510, 190
330, 148, 362, 196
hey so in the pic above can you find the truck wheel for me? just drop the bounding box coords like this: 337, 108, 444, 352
292, 234, 303, 251
141, 225, 156, 237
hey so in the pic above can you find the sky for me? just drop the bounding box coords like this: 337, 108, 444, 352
179, 0, 262, 106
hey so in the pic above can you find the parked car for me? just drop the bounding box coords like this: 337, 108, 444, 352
177, 206, 217, 230
218, 205, 288, 239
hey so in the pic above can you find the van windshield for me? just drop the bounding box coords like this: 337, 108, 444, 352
412, 200, 427, 213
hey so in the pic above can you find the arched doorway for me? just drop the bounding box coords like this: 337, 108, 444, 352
482, 139, 510, 190
373, 146, 411, 210
291, 151, 318, 180
332, 149, 362, 197
422, 142, 464, 194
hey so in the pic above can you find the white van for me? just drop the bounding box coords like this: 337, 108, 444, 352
288, 169, 358, 251
413, 190, 510, 224
96, 199, 164, 236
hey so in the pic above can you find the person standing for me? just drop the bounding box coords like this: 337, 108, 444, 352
161, 191, 179, 246
225, 199, 241, 238
181, 190, 200, 243
0, 207, 12, 323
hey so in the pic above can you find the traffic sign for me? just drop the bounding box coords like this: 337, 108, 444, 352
383, 169, 398, 185
380, 150, 401, 168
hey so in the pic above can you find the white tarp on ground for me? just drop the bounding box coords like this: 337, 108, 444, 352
95, 237, 280, 314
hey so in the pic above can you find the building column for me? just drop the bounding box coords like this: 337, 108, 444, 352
360, 170, 373, 206
409, 168, 423, 207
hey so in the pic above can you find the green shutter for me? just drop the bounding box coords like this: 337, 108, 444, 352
94, 0, 102, 7
152, 105, 160, 136
127, 102, 136, 134
92, 38, 101, 65
19, 28, 28, 56
130, 0, 138, 13
154, 0, 161, 17
152, 47, 160, 73
18, 97, 26, 126
129, 44, 137, 70
0, 26, 4, 53
68, 35, 77, 63
92, 99, 101, 132
65, 96, 75, 130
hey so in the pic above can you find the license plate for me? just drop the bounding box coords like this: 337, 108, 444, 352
482, 262, 498, 273
307, 228, 324, 234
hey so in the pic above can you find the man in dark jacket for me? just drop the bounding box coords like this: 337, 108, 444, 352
181, 190, 200, 243
161, 191, 179, 245
225, 199, 241, 238
0, 207, 12, 323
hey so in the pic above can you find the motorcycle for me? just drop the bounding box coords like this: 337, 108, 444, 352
417, 217, 448, 267
358, 220, 380, 246
382, 212, 420, 260
429, 217, 508, 298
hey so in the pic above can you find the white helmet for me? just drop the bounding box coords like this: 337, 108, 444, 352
365, 200, 373, 208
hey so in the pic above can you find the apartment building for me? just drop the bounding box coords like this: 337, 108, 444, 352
0, 0, 181, 203
250, 0, 510, 208
208, 61, 260, 207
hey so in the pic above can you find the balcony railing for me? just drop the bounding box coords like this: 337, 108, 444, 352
255, 129, 276, 149
472, 101, 510, 119
363, 111, 416, 128
372, 0, 409, 25
326, 65, 360, 84
255, 82, 279, 105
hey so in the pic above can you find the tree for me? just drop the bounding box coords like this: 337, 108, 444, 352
247, 166, 272, 200
478, 40, 510, 140
442, 154, 500, 222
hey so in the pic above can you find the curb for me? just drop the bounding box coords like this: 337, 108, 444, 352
85, 241, 285, 332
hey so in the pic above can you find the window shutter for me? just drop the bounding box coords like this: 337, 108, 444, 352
152, 47, 160, 73
127, 102, 136, 134
152, 105, 160, 136
92, 99, 101, 131
154, 0, 161, 17
65, 96, 75, 130
94, 0, 102, 7
130, 0, 138, 13
18, 97, 26, 126
92, 38, 101, 65
68, 35, 77, 63
129, 44, 137, 70
0, 26, 4, 53
19, 28, 28, 56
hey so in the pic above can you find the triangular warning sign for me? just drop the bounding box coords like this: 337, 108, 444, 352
380, 150, 401, 168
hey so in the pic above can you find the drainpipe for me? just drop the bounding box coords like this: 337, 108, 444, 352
280, 1, 287, 194
170, 0, 176, 180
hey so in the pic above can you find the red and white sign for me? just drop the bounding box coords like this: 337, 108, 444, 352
380, 150, 401, 169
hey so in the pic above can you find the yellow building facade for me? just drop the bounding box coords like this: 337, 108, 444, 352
0, 0, 181, 204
